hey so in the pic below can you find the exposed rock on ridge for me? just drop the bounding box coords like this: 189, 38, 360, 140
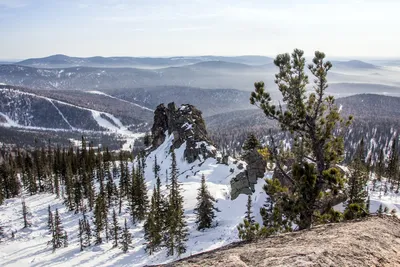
161, 216, 400, 267
230, 149, 266, 200
151, 102, 216, 163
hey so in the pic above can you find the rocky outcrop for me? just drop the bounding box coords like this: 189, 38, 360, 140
230, 149, 266, 200
161, 216, 400, 267
151, 102, 216, 163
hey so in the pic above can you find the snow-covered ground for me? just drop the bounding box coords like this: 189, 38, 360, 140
0, 134, 267, 266
1, 133, 398, 266
335, 176, 400, 216
86, 90, 153, 112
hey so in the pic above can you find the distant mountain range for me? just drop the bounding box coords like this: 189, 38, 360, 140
1, 60, 397, 92
16, 54, 275, 68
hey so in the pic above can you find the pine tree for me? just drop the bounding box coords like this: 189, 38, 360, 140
387, 138, 399, 185
0, 225, 4, 242
344, 140, 369, 220
93, 193, 106, 245
48, 205, 54, 233
136, 165, 149, 222
242, 133, 261, 151
52, 208, 65, 251
144, 157, 166, 254
120, 218, 132, 253
110, 209, 120, 248
63, 231, 68, 248
245, 195, 255, 224
84, 214, 92, 247
22, 199, 31, 228
250, 49, 352, 230
194, 174, 217, 231
377, 148, 385, 182
79, 214, 92, 251
144, 189, 158, 254
165, 150, 188, 256
79, 219, 84, 251
237, 195, 264, 241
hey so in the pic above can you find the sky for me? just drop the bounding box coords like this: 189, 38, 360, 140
0, 0, 399, 60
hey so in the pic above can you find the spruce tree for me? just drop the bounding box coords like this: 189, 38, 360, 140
120, 218, 132, 253
22, 199, 31, 228
242, 133, 261, 151
0, 225, 4, 242
63, 231, 68, 248
110, 209, 120, 248
344, 140, 369, 220
377, 148, 385, 182
388, 138, 399, 185
48, 205, 54, 233
79, 219, 84, 251
136, 165, 149, 222
250, 49, 352, 230
52, 208, 65, 251
194, 174, 217, 231
165, 150, 188, 256
144, 157, 166, 254
144, 189, 158, 254
93, 193, 106, 245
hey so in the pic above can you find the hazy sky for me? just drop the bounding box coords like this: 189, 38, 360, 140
0, 0, 399, 59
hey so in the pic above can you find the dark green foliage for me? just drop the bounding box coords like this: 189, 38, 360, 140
63, 231, 68, 247
110, 209, 120, 248
22, 199, 31, 228
344, 139, 369, 219
165, 150, 188, 256
129, 156, 149, 223
242, 133, 261, 151
237, 219, 264, 241
376, 149, 385, 181
245, 195, 255, 224
93, 193, 106, 245
343, 204, 367, 220
144, 156, 166, 254
250, 49, 351, 230
194, 174, 218, 231
52, 208, 66, 252
48, 205, 53, 233
144, 188, 159, 254
0, 225, 4, 242
120, 218, 132, 253
237, 196, 265, 241
388, 138, 399, 185
79, 214, 92, 251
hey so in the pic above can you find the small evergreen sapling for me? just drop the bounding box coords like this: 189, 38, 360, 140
120, 218, 132, 253
237, 195, 265, 241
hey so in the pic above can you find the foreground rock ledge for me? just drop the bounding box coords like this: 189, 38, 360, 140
160, 216, 400, 267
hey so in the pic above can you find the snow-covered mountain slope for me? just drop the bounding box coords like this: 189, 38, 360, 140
0, 86, 144, 150
0, 133, 268, 267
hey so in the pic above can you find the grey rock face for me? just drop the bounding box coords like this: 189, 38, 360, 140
230, 149, 266, 200
151, 102, 216, 163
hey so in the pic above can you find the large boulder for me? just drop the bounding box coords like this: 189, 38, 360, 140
230, 149, 266, 200
151, 102, 216, 163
